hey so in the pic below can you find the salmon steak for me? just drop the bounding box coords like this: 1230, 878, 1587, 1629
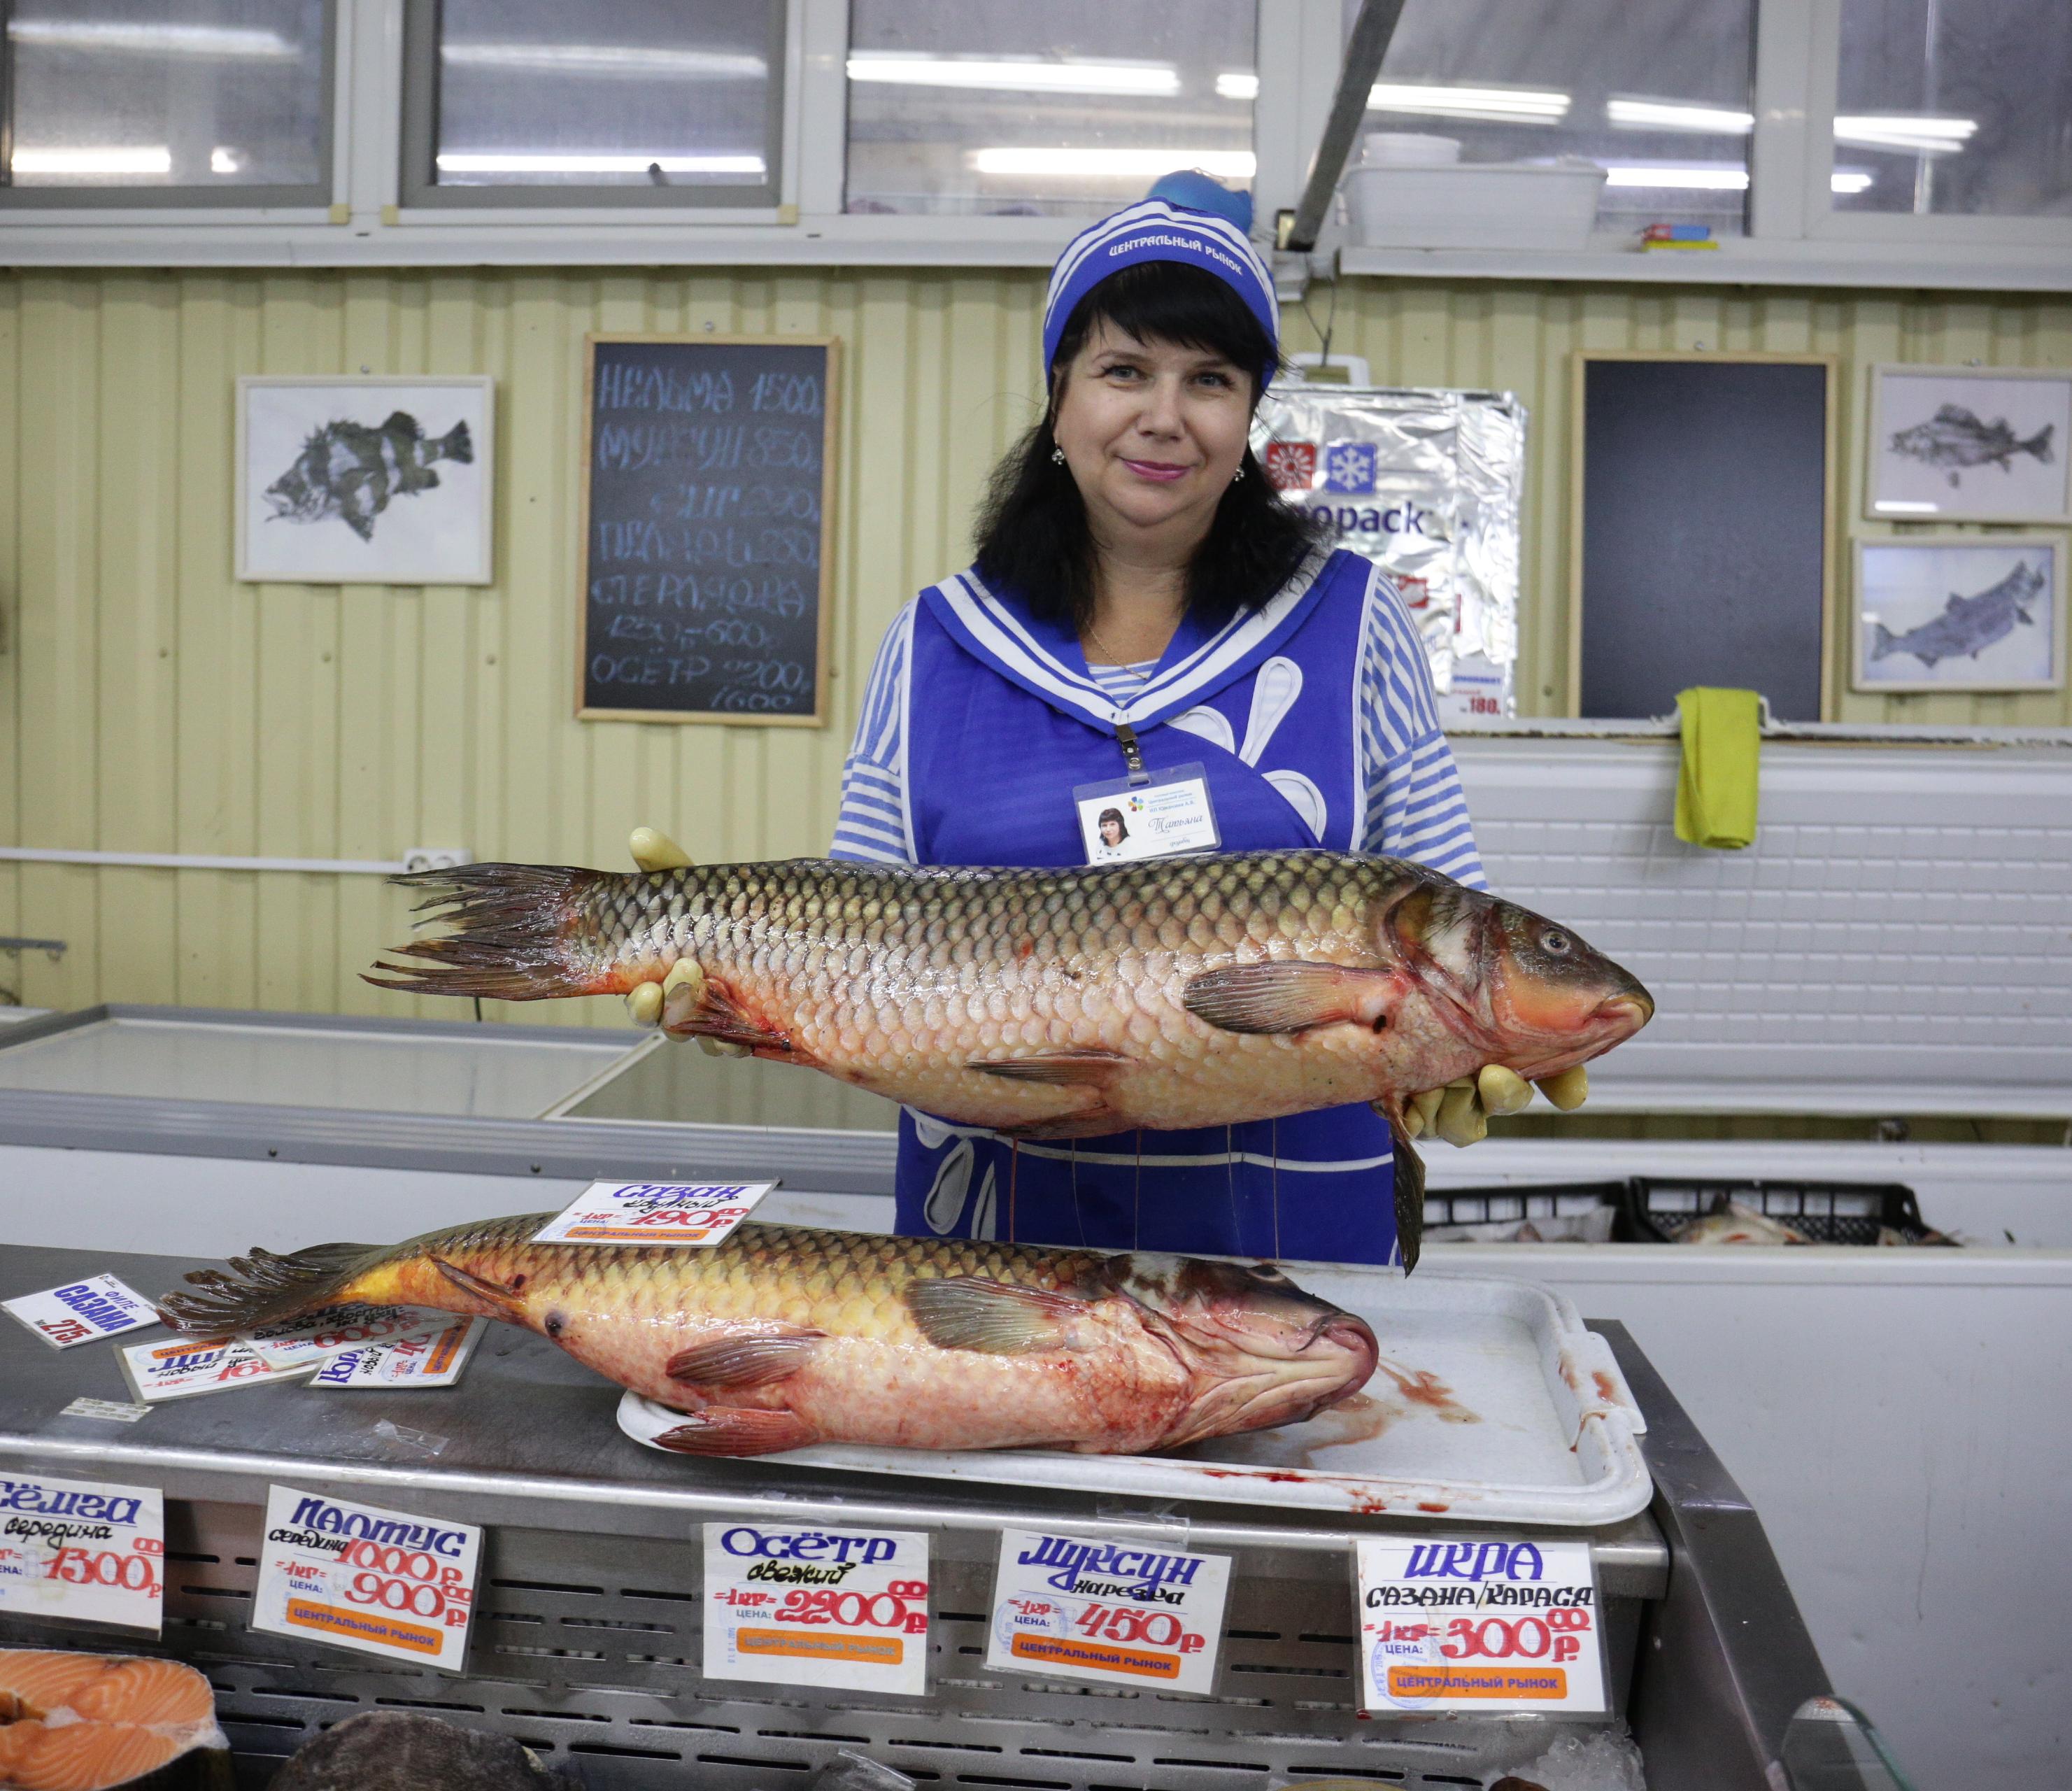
159, 1220, 1379, 1460
0, 1652, 225, 1791
367, 852, 1654, 1268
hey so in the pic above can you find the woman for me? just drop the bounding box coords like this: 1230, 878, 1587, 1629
631, 183, 1531, 1265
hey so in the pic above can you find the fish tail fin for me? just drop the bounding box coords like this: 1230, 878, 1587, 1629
437, 420, 474, 465
364, 863, 627, 1001
157, 1241, 385, 1336
1871, 622, 1897, 661
2024, 423, 2054, 464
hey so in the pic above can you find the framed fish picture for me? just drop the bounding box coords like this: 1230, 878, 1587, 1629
236, 375, 495, 585
1865, 364, 2072, 526
1852, 535, 2064, 694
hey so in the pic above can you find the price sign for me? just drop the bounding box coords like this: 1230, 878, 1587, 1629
532, 1180, 777, 1247
242, 1304, 459, 1371
119, 1336, 314, 1403
985, 1529, 1229, 1695
1356, 1536, 1605, 1713
3, 1275, 159, 1349
253, 1486, 479, 1671
309, 1319, 484, 1389
0, 1471, 164, 1633
702, 1522, 929, 1697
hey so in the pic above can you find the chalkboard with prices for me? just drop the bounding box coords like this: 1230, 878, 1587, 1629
578, 334, 839, 725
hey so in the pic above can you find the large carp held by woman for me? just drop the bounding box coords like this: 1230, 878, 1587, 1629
367, 850, 1652, 1271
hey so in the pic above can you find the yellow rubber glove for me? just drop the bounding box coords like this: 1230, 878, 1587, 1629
1398, 1064, 1589, 1145
623, 827, 750, 1058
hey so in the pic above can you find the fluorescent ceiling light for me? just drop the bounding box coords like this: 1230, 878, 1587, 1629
1216, 71, 1260, 101
210, 147, 244, 175
1603, 164, 1750, 190
443, 43, 766, 80
849, 52, 1177, 96
11, 145, 173, 176
437, 153, 766, 175
1830, 169, 1875, 194
6, 20, 295, 58
1833, 113, 1977, 153
1608, 98, 1754, 134
1873, 500, 1942, 514
1368, 82, 1569, 123
972, 147, 1256, 178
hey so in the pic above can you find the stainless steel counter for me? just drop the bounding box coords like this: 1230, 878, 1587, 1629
0, 1241, 1853, 1791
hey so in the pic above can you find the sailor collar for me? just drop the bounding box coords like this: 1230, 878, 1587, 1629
923, 546, 1335, 732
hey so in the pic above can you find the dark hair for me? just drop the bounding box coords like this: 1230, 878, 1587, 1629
973, 261, 1328, 632
1097, 807, 1128, 841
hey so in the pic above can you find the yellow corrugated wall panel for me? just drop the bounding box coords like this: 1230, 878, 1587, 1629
0, 269, 2066, 1091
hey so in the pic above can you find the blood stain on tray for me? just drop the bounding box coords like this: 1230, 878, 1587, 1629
1372, 1361, 1480, 1425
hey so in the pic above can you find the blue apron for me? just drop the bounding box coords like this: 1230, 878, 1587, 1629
893, 547, 1402, 1266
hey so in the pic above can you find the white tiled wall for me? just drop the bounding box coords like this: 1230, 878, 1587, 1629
1452, 739, 2072, 1115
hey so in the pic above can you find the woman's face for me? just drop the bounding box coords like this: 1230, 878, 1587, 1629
1100, 815, 1124, 846
1051, 318, 1254, 548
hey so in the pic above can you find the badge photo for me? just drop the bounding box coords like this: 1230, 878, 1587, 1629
1072, 767, 1220, 865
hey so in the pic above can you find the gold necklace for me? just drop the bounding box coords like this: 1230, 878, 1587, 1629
1083, 619, 1156, 682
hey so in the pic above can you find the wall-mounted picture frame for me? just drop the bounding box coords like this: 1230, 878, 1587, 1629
236, 375, 495, 584
1864, 364, 2072, 525
1853, 534, 2064, 694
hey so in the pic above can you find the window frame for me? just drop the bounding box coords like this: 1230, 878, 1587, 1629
395, 0, 787, 215
0, 0, 341, 213
0, 0, 2062, 292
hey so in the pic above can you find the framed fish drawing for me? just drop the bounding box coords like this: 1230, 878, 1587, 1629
1852, 535, 2064, 695
236, 375, 495, 585
1865, 364, 2072, 526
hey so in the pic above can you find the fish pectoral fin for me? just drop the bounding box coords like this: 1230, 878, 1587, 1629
653, 1407, 816, 1457
905, 1275, 1092, 1354
1372, 1100, 1427, 1276
967, 1049, 1130, 1086
430, 1257, 528, 1324
667, 1327, 826, 1388
1184, 961, 1391, 1035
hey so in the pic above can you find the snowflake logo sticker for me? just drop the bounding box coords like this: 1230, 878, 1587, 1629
1263, 441, 1318, 490
1323, 441, 1379, 494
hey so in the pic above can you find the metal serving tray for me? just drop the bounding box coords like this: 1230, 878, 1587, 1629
619, 1267, 1651, 1526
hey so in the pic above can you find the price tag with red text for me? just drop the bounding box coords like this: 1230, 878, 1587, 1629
253, 1485, 478, 1671
120, 1336, 315, 1403
242, 1304, 459, 1371
0, 1471, 164, 1633
702, 1522, 930, 1697
1356, 1536, 1605, 1713
986, 1529, 1229, 1695
532, 1180, 777, 1247
4, 1275, 159, 1349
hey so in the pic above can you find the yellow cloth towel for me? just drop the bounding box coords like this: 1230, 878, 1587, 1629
1674, 687, 1761, 849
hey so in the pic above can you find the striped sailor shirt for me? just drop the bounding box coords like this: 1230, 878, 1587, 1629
830, 565, 1486, 890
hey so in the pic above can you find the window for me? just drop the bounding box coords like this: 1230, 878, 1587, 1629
844, 0, 1257, 219
1832, 0, 2072, 216
1343, 0, 1757, 236
1, 0, 330, 206
401, 0, 783, 208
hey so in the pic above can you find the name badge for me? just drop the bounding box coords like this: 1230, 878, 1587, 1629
1073, 763, 1221, 865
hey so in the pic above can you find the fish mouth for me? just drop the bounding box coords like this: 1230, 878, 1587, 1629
1157, 1310, 1379, 1447
1597, 991, 1654, 1033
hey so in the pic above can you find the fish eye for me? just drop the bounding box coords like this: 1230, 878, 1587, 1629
1540, 928, 1573, 956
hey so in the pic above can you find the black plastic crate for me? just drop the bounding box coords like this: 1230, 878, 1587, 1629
1617, 1177, 1945, 1246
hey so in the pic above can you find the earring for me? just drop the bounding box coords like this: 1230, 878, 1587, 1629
1232, 465, 1245, 483
1050, 447, 1065, 465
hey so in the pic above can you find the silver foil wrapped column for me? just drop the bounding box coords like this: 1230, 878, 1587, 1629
1251, 385, 1526, 721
